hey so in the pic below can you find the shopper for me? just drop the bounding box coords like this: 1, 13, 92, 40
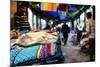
61, 23, 70, 45
86, 12, 95, 61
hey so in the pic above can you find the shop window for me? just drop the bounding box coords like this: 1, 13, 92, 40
38, 17, 40, 29
77, 18, 80, 24
49, 20, 53, 28
28, 8, 33, 30
80, 12, 85, 21
74, 20, 77, 31
77, 12, 85, 31
33, 15, 37, 30
66, 22, 71, 28
41, 19, 46, 29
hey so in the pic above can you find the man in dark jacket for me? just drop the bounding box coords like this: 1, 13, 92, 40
61, 23, 70, 45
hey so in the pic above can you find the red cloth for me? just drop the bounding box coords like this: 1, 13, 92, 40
47, 43, 51, 57
59, 4, 68, 11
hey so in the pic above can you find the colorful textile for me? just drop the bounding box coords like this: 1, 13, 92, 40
47, 43, 51, 57
58, 4, 68, 21
11, 38, 62, 66
59, 4, 68, 12
10, 48, 22, 65
13, 45, 40, 65
51, 43, 56, 55
37, 43, 55, 58
41, 2, 57, 11
37, 45, 43, 59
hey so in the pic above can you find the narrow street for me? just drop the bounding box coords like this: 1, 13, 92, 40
62, 45, 90, 63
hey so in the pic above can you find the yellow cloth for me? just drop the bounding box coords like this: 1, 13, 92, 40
41, 2, 57, 11
15, 31, 58, 46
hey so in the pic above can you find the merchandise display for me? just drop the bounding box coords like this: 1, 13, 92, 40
10, 30, 64, 66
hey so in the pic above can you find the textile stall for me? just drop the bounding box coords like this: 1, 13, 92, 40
10, 30, 64, 66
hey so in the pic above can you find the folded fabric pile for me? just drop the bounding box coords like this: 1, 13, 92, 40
10, 38, 61, 66
15, 31, 58, 46
10, 30, 64, 66
37, 42, 58, 59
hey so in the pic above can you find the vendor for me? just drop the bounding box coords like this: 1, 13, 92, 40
87, 12, 95, 61
83, 12, 95, 61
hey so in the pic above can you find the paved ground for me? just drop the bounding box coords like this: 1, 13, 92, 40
61, 45, 90, 63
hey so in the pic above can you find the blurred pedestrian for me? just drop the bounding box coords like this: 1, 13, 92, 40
61, 23, 70, 45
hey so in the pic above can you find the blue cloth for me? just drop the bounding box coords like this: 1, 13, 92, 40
44, 24, 51, 29
10, 49, 22, 65
11, 45, 40, 65
10, 41, 64, 65
20, 30, 29, 34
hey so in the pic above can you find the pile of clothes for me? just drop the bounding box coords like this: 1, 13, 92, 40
10, 30, 64, 66
15, 31, 58, 46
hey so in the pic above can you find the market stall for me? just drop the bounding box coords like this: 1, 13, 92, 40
10, 30, 64, 66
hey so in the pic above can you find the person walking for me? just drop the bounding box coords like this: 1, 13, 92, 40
61, 23, 70, 45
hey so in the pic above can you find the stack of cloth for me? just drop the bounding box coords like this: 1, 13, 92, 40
15, 31, 58, 46
10, 31, 64, 66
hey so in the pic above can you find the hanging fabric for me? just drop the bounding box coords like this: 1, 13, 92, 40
58, 4, 68, 21
41, 2, 57, 12
59, 4, 68, 12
